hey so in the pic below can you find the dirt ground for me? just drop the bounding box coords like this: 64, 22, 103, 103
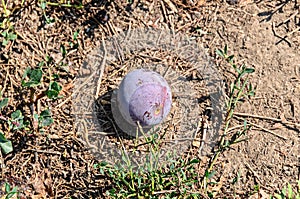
0, 0, 299, 198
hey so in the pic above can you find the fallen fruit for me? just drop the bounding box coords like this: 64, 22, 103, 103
117, 69, 172, 127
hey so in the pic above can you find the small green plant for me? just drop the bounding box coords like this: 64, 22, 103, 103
95, 128, 201, 198
0, 97, 13, 154
96, 158, 200, 198
30, 108, 54, 133
203, 170, 218, 198
209, 45, 255, 167
0, 97, 8, 110
8, 110, 25, 131
0, 86, 53, 133
39, 0, 55, 24
38, 0, 83, 24
34, 109, 54, 129
60, 44, 67, 58
250, 184, 260, 195
232, 170, 241, 185
1, 29, 17, 46
21, 67, 43, 88
69, 30, 80, 49
19, 66, 58, 132
6, 107, 54, 134
270, 181, 300, 199
59, 30, 80, 67
0, 97, 27, 131
46, 81, 62, 99
0, 132, 13, 154
22, 66, 62, 100
1, 0, 18, 46
4, 182, 18, 199
202, 45, 255, 194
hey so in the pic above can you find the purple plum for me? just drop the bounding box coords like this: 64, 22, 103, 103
117, 69, 172, 127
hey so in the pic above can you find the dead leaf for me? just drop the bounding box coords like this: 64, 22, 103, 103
30, 167, 53, 198
32, 172, 46, 195
162, 0, 178, 13
192, 139, 201, 148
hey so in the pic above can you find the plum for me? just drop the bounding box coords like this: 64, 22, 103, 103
117, 69, 172, 127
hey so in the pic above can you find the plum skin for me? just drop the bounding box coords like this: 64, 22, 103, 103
117, 69, 172, 127
129, 84, 168, 126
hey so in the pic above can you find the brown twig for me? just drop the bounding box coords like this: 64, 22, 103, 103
89, 131, 115, 135
95, 37, 107, 99
271, 22, 292, 46
226, 124, 245, 133
248, 121, 288, 140
276, 10, 299, 27
160, 0, 169, 26
271, 0, 292, 16
244, 162, 262, 184
282, 26, 300, 38
233, 115, 288, 140
233, 112, 300, 128
1, 67, 9, 95
199, 119, 208, 154
25, 149, 61, 155
162, 0, 178, 13
82, 119, 98, 150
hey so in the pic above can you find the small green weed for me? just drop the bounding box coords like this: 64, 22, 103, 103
96, 158, 200, 198
46, 81, 62, 99
202, 45, 255, 196
0, 66, 59, 134
0, 91, 53, 135
8, 110, 25, 131
60, 44, 67, 58
69, 30, 80, 49
34, 109, 54, 130
1, 29, 17, 46
38, 0, 83, 24
3, 182, 18, 199
39, 0, 55, 24
0, 132, 13, 154
0, 0, 18, 46
270, 181, 300, 199
210, 45, 255, 167
0, 97, 8, 110
21, 66, 59, 132
0, 97, 13, 154
21, 66, 62, 100
95, 128, 201, 198
59, 30, 80, 67
21, 67, 43, 88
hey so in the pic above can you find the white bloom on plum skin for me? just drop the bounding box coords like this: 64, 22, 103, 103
117, 69, 172, 127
